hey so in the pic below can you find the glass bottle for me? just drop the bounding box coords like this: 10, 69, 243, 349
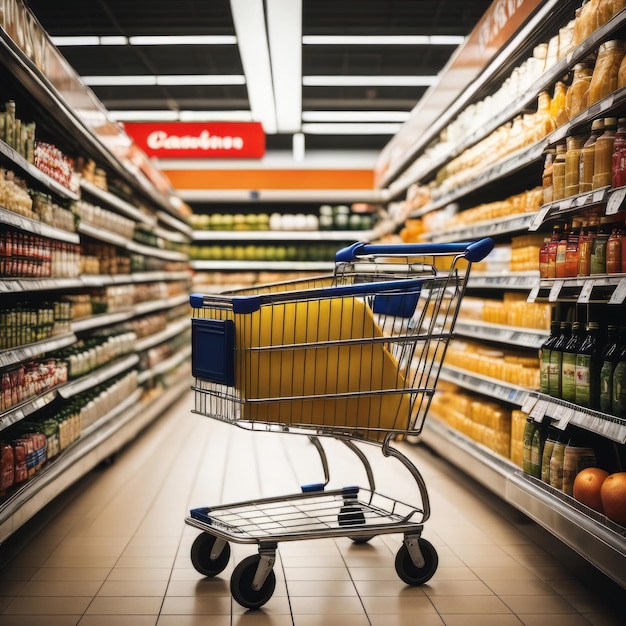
593, 118, 618, 189
522, 418, 538, 475
542, 149, 556, 204
607, 225, 622, 273
588, 41, 625, 106
561, 321, 584, 403
550, 321, 571, 398
565, 219, 581, 277
612, 343, 626, 417
565, 135, 586, 196
579, 120, 604, 193
546, 222, 563, 278
590, 217, 612, 274
550, 82, 567, 127
575, 321, 602, 409
552, 143, 567, 200
565, 62, 593, 119
540, 321, 560, 394
555, 221, 570, 278
578, 212, 600, 276
541, 427, 559, 483
539, 238, 550, 278
549, 436, 567, 490
611, 118, 626, 188
600, 325, 622, 414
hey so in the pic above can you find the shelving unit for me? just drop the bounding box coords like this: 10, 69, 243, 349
0, 7, 192, 542
378, 0, 626, 585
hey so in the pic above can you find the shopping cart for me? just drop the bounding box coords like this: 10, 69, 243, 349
186, 238, 493, 609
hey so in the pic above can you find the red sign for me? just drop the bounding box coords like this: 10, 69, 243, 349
123, 122, 266, 159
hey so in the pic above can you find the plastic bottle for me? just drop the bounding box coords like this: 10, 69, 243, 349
606, 225, 622, 273
549, 321, 571, 398
575, 321, 602, 409
565, 135, 586, 196
546, 222, 563, 278
565, 219, 581, 277
555, 221, 570, 278
530, 424, 544, 479
561, 321, 585, 403
590, 217, 612, 274
578, 212, 600, 276
593, 118, 618, 190
579, 120, 604, 193
522, 418, 538, 474
552, 143, 567, 200
565, 62, 593, 119
539, 238, 550, 278
540, 321, 560, 394
550, 82, 567, 127
612, 343, 626, 417
549, 437, 567, 490
542, 149, 556, 204
611, 118, 626, 187
541, 427, 559, 483
600, 326, 622, 414
588, 41, 625, 106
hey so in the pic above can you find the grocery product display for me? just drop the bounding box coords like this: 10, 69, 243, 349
0, 10, 193, 540
379, 0, 626, 586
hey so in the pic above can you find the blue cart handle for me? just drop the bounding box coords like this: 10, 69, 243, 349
335, 238, 494, 264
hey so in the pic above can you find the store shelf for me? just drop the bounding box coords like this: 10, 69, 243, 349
420, 417, 626, 588
529, 188, 610, 232
0, 333, 76, 369
0, 206, 79, 244
79, 179, 156, 227
192, 229, 374, 242
467, 271, 539, 290
57, 354, 140, 400
0, 277, 83, 294
138, 344, 191, 385
156, 210, 193, 239
134, 317, 190, 353
426, 213, 538, 243
71, 311, 133, 333
134, 293, 189, 316
439, 365, 532, 407
521, 393, 626, 444
454, 320, 549, 349
191, 260, 333, 272
0, 390, 58, 432
528, 275, 626, 304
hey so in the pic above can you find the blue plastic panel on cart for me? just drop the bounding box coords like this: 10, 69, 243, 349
372, 290, 420, 318
192, 318, 235, 386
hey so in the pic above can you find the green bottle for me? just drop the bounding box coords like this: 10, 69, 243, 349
561, 322, 584, 403
575, 322, 602, 409
530, 425, 544, 479
540, 321, 560, 395
541, 427, 559, 483
522, 418, 537, 475
612, 344, 626, 417
549, 322, 571, 398
599, 326, 622, 414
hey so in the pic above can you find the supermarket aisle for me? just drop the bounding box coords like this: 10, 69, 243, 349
0, 390, 624, 626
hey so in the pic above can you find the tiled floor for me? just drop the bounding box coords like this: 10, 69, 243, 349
0, 390, 624, 625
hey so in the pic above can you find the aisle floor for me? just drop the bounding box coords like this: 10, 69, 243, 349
0, 390, 624, 626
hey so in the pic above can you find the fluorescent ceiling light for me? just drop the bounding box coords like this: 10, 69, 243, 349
109, 110, 179, 121
108, 110, 254, 122
100, 36, 128, 46
292, 132, 305, 161
302, 110, 410, 122
179, 110, 253, 121
303, 75, 437, 87
302, 123, 402, 134
230, 0, 277, 134
302, 35, 464, 45
82, 74, 245, 86
267, 0, 302, 133
128, 35, 237, 45
52, 36, 101, 46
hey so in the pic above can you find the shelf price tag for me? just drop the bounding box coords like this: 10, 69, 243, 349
521, 395, 538, 414
608, 278, 626, 304
530, 399, 549, 422
606, 187, 626, 215
548, 280, 564, 302
527, 282, 541, 303
529, 205, 551, 231
556, 407, 575, 430
577, 281, 594, 304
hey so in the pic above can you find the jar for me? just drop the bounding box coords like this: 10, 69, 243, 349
578, 212, 600, 276
592, 118, 618, 189
612, 118, 626, 187
565, 135, 586, 196
579, 119, 604, 193
588, 41, 625, 106
590, 217, 612, 274
565, 63, 593, 119
607, 226, 622, 273
618, 52, 626, 89
542, 149, 556, 204
552, 143, 567, 200
550, 82, 567, 127
565, 219, 582, 277
555, 222, 570, 278
573, 2, 596, 47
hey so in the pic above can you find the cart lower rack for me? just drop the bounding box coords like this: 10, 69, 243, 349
186, 238, 493, 609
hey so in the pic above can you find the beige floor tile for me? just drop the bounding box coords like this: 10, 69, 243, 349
18, 580, 101, 596
230, 595, 292, 615
440, 616, 523, 626
106, 567, 172, 581
233, 616, 294, 626
471, 566, 542, 581
79, 617, 157, 626
582, 613, 626, 626
457, 553, 524, 568
360, 595, 438, 615
114, 556, 175, 568
519, 615, 596, 626
41, 555, 118, 569
293, 616, 371, 626
0, 617, 80, 626
160, 595, 232, 615
0, 579, 25, 595
290, 595, 365, 615
85, 596, 162, 615
165, 579, 231, 597
279, 556, 346, 568
348, 567, 403, 581
286, 579, 357, 596
97, 580, 168, 597
499, 594, 578, 614
429, 594, 512, 614
157, 617, 229, 626
353, 579, 426, 596
283, 567, 351, 581
487, 578, 558, 596
422, 579, 494, 596
30, 567, 110, 582
122, 545, 179, 558
427, 567, 478, 581
3, 595, 91, 615
368, 616, 445, 626
0, 567, 38, 582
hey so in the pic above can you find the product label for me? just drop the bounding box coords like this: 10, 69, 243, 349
540, 350, 551, 393
561, 353, 577, 402
575, 355, 591, 406
548, 353, 562, 396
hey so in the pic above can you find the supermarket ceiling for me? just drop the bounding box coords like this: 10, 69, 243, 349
25, 0, 492, 155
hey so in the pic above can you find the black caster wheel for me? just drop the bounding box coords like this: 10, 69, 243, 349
230, 554, 276, 610
190, 533, 230, 577
394, 538, 438, 585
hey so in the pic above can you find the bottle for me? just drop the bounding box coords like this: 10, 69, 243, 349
561, 321, 584, 403
593, 118, 618, 189
600, 326, 622, 414
539, 238, 550, 278
606, 225, 622, 273
542, 149, 556, 204
540, 321, 560, 394
575, 321, 602, 409
550, 81, 567, 127
579, 120, 604, 193
590, 217, 612, 274
578, 212, 600, 276
549, 321, 571, 398
546, 222, 563, 278
612, 343, 626, 417
522, 418, 538, 474
565, 62, 593, 119
530, 424, 544, 479
562, 440, 597, 496
549, 437, 567, 490
552, 143, 567, 200
588, 41, 625, 106
611, 118, 626, 188
541, 427, 559, 483
565, 135, 586, 196
565, 219, 581, 277
555, 222, 570, 278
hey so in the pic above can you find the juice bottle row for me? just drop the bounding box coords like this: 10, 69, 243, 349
540, 320, 626, 416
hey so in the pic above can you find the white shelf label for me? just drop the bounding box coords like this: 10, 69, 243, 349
530, 399, 549, 421
548, 280, 564, 302
521, 395, 538, 414
606, 187, 626, 215
577, 281, 594, 304
608, 278, 626, 304
529, 205, 551, 231
556, 407, 574, 430
527, 282, 540, 303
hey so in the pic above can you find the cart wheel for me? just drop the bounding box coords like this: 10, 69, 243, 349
230, 554, 276, 610
394, 538, 438, 586
190, 533, 231, 577
338, 504, 365, 526
349, 535, 375, 544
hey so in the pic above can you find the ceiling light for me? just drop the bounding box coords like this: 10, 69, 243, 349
128, 35, 237, 45
100, 36, 128, 46
292, 132, 305, 161
156, 75, 245, 86
230, 0, 277, 134
83, 75, 158, 86
302, 123, 402, 134
51, 36, 100, 46
267, 0, 302, 133
303, 75, 437, 87
179, 110, 253, 121
302, 35, 464, 45
302, 111, 410, 122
